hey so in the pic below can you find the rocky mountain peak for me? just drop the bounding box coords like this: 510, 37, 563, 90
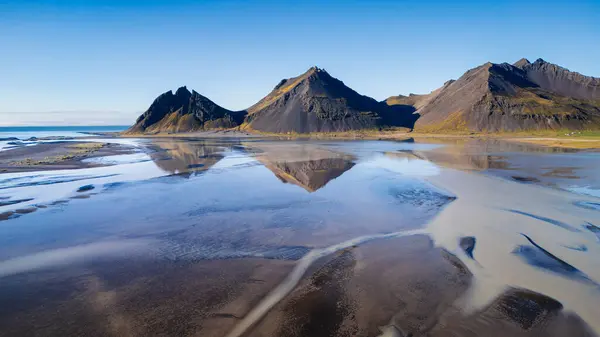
127, 86, 246, 133
246, 67, 417, 133
515, 58, 600, 100
513, 58, 531, 68
304, 66, 330, 80
175, 86, 191, 98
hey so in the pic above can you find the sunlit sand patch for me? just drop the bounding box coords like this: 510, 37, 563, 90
506, 209, 582, 232
423, 169, 600, 334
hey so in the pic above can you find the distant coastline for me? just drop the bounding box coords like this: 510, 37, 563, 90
0, 126, 129, 132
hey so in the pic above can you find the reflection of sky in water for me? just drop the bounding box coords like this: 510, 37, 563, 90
0, 128, 140, 151
567, 186, 600, 198
82, 152, 152, 165
0, 160, 168, 212
361, 154, 440, 176
484, 151, 600, 198
0, 142, 451, 265
0, 126, 127, 140
323, 140, 442, 158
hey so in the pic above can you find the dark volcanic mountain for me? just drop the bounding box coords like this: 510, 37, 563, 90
130, 59, 600, 134
127, 86, 246, 133
392, 58, 600, 132
245, 67, 417, 133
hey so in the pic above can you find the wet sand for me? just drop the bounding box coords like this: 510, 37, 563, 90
243, 235, 471, 337
0, 257, 295, 337
422, 169, 600, 335
0, 141, 137, 172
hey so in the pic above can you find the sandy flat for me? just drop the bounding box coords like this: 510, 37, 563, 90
0, 141, 137, 173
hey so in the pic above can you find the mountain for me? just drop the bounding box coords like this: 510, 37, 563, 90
514, 58, 600, 100
127, 86, 246, 133
401, 59, 600, 132
245, 67, 417, 133
129, 59, 600, 134
385, 80, 455, 111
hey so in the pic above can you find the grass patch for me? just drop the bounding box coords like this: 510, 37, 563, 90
509, 138, 600, 149
414, 111, 470, 133
67, 143, 105, 150
11, 142, 106, 166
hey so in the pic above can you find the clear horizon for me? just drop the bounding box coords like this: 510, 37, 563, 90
1, 0, 599, 126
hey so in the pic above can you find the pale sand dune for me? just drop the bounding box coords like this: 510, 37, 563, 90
424, 169, 600, 334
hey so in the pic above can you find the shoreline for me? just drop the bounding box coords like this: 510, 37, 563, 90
122, 129, 600, 149
1, 129, 597, 174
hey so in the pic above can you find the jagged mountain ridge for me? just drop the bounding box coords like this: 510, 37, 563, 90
385, 80, 455, 111
127, 86, 246, 133
129, 59, 600, 134
245, 67, 417, 133
391, 58, 600, 132
514, 58, 600, 100
128, 67, 417, 134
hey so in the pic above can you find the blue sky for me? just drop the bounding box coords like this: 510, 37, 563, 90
1, 0, 599, 126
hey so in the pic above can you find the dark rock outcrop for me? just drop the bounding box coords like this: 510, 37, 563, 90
76, 184, 95, 192
245, 67, 417, 133
127, 86, 246, 133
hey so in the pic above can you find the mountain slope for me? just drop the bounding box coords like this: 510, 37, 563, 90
385, 80, 455, 112
245, 67, 417, 133
127, 86, 246, 133
514, 58, 600, 100
411, 59, 600, 132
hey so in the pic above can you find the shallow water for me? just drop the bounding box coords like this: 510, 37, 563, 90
0, 137, 599, 337
0, 125, 128, 151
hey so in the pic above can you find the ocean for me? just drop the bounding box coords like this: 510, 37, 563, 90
0, 125, 128, 138
0, 126, 129, 151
